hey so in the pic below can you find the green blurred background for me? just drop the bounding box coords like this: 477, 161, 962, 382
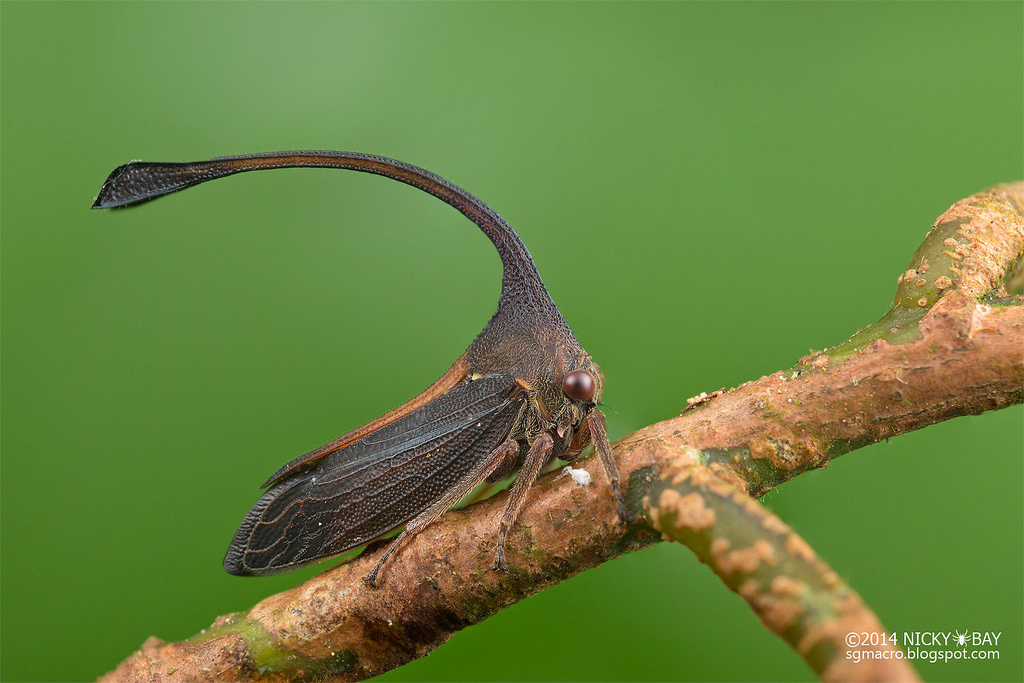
2, 2, 1021, 681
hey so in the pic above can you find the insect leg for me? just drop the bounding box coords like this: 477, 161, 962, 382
585, 411, 629, 523
363, 438, 520, 587
491, 432, 554, 572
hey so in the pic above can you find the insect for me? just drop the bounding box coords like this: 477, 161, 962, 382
92, 151, 628, 585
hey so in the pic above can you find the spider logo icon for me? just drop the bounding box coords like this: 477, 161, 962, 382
953, 630, 970, 647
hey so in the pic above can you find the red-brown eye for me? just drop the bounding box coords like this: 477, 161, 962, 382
563, 370, 595, 401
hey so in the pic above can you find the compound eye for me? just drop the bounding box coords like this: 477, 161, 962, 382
563, 370, 595, 401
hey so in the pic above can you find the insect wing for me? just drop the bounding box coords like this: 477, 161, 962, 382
224, 375, 524, 575
258, 357, 469, 488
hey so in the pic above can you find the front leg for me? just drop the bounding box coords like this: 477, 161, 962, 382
491, 432, 553, 572
584, 411, 629, 523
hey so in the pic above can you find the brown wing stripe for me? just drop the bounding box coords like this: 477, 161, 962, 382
260, 354, 470, 487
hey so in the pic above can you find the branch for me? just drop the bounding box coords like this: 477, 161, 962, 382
101, 184, 1023, 682
648, 456, 919, 682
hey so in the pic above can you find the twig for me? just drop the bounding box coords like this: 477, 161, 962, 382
647, 455, 919, 682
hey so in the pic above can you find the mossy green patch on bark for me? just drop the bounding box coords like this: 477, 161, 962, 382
701, 446, 791, 495
822, 305, 927, 364
188, 613, 356, 678
825, 438, 874, 459
626, 466, 659, 517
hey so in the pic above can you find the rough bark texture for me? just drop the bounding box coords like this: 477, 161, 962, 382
101, 183, 1023, 683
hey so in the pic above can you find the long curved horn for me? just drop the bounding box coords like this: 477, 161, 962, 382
91, 150, 555, 312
